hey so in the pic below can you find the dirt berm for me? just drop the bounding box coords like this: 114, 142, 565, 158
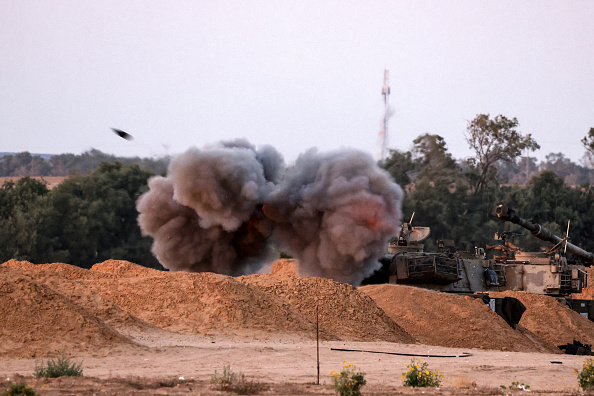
4, 258, 594, 359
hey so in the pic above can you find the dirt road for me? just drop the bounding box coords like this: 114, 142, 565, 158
0, 328, 587, 395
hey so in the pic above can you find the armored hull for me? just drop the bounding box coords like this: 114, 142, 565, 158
364, 206, 590, 297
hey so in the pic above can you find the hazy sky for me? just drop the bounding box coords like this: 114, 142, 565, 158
1, 1, 593, 164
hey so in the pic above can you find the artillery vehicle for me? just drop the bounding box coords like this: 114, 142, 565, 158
493, 205, 591, 295
362, 205, 594, 332
364, 205, 591, 297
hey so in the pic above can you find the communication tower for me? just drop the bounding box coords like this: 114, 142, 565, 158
377, 70, 392, 162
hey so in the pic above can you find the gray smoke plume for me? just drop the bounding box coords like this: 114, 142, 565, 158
168, 140, 279, 231
137, 176, 237, 274
137, 139, 282, 275
137, 140, 403, 284
265, 148, 403, 285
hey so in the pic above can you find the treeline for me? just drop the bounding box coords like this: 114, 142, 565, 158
382, 119, 594, 255
1, 116, 593, 268
0, 149, 169, 177
497, 152, 594, 186
0, 162, 163, 269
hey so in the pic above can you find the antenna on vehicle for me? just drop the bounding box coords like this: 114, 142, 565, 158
565, 220, 570, 254
546, 219, 572, 255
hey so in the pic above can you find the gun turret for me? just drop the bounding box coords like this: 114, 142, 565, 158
495, 205, 594, 265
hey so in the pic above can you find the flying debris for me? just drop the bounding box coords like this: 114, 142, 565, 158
111, 128, 134, 141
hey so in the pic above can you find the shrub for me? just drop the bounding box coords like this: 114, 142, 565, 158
330, 361, 366, 396
211, 365, 236, 390
0, 382, 39, 396
576, 357, 594, 391
279, 251, 293, 259
210, 365, 267, 394
500, 381, 530, 391
34, 355, 83, 378
401, 358, 443, 387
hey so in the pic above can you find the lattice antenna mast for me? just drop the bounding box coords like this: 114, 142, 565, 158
377, 70, 391, 162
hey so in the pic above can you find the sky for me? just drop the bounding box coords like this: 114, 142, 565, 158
1, 1, 593, 165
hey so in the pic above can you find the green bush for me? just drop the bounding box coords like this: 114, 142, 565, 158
0, 382, 39, 396
330, 361, 366, 396
210, 365, 267, 395
401, 358, 443, 388
576, 357, 594, 391
34, 355, 83, 378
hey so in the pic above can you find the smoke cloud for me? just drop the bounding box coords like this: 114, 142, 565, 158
266, 148, 403, 284
137, 140, 403, 284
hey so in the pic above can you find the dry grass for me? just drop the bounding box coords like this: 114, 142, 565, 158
451, 376, 475, 389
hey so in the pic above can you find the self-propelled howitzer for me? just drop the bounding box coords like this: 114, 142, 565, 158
364, 207, 589, 296
495, 205, 594, 266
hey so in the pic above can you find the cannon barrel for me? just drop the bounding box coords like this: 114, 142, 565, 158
495, 205, 594, 265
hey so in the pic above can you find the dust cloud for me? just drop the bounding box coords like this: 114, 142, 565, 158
137, 140, 403, 284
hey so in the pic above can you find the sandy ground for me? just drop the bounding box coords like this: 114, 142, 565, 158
0, 328, 588, 395
2, 259, 593, 395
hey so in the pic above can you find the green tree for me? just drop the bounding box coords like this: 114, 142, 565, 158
582, 127, 594, 155
465, 114, 539, 193
497, 170, 594, 253
411, 133, 464, 188
34, 162, 162, 268
0, 152, 51, 176
0, 149, 169, 177
0, 177, 49, 261
390, 134, 478, 252
382, 148, 416, 187
495, 156, 540, 186
581, 128, 594, 174
541, 153, 590, 185
382, 134, 464, 189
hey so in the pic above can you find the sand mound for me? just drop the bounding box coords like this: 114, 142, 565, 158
240, 274, 416, 343
17, 270, 157, 333
0, 267, 140, 358
1, 260, 116, 280
270, 259, 299, 276
490, 290, 594, 347
360, 284, 559, 353
83, 272, 316, 337
91, 260, 165, 277
2, 259, 37, 270
5, 257, 594, 356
